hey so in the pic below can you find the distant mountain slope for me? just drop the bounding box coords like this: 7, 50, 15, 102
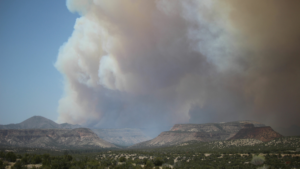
0, 128, 117, 149
0, 116, 81, 129
155, 136, 300, 153
130, 121, 271, 148
131, 130, 234, 148
170, 121, 265, 133
92, 128, 151, 146
229, 126, 283, 142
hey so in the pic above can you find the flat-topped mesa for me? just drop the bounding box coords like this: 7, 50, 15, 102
229, 126, 283, 142
0, 128, 117, 149
130, 121, 268, 148
170, 121, 257, 133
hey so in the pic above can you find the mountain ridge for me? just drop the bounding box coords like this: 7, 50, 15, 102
0, 116, 81, 129
130, 121, 280, 148
0, 128, 117, 149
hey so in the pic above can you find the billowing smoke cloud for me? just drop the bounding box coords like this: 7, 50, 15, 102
55, 0, 300, 136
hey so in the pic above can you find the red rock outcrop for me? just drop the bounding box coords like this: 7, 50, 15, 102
229, 126, 283, 142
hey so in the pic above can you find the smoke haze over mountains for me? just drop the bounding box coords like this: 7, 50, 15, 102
55, 0, 300, 135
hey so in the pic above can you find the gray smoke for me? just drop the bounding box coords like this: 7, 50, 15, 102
55, 0, 300, 136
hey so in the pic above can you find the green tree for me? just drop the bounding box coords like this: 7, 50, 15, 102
153, 157, 164, 166
119, 156, 126, 162
142, 158, 148, 164
42, 154, 51, 166
64, 154, 73, 162
0, 152, 5, 158
145, 160, 154, 169
11, 160, 25, 169
251, 154, 265, 166
21, 155, 28, 165
31, 155, 42, 164
0, 159, 6, 169
6, 152, 17, 162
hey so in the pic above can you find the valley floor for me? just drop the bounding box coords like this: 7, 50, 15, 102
1, 148, 300, 169
1, 136, 300, 168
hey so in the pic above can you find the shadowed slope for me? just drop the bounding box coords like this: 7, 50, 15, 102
92, 128, 151, 146
0, 128, 117, 149
229, 126, 283, 142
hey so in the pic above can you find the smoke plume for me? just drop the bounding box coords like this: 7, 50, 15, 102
55, 0, 300, 135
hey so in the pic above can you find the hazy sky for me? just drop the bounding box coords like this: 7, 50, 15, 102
1, 0, 300, 136
0, 0, 79, 124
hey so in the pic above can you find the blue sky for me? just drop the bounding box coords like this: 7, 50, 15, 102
0, 0, 79, 124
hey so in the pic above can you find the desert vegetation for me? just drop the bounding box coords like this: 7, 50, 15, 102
0, 150, 299, 169
0, 137, 300, 169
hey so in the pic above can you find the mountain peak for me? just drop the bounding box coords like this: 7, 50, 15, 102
19, 116, 60, 129
28, 115, 48, 120
23, 116, 56, 124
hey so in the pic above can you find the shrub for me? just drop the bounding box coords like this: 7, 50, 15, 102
0, 160, 4, 169
0, 152, 5, 158
64, 154, 73, 162
153, 157, 164, 166
145, 160, 154, 169
119, 156, 126, 162
251, 154, 265, 165
142, 158, 148, 164
162, 163, 172, 169
257, 164, 269, 169
6, 152, 17, 162
11, 160, 23, 169
31, 155, 42, 164
21, 156, 28, 165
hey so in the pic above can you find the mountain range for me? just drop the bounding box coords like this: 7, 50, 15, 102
0, 116, 150, 148
0, 116, 285, 149
0, 128, 116, 149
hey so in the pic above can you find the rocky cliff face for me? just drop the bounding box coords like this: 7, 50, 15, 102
130, 121, 270, 148
0, 116, 81, 129
130, 131, 204, 148
229, 126, 283, 142
171, 121, 263, 133
0, 128, 117, 149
